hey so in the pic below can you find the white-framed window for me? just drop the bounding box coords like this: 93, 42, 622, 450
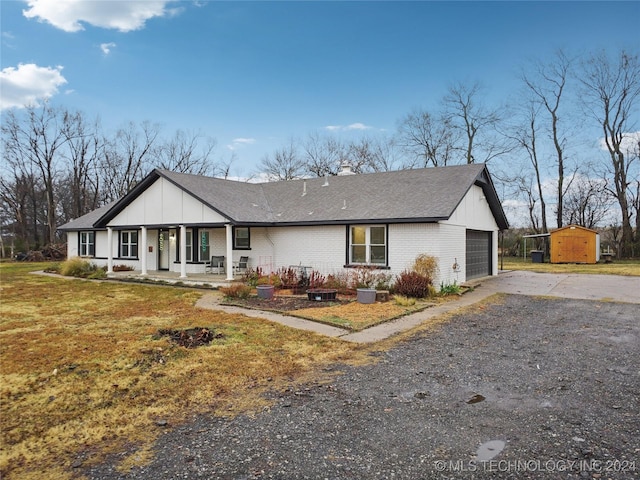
350, 225, 387, 265
79, 231, 95, 257
233, 226, 250, 249
120, 230, 138, 258
199, 230, 210, 262
185, 230, 193, 262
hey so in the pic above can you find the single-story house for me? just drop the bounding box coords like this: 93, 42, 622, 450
58, 163, 509, 287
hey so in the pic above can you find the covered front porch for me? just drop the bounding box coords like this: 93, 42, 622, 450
105, 224, 247, 281
108, 268, 236, 288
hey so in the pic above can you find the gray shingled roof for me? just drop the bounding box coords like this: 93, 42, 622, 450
58, 164, 509, 231
58, 202, 115, 231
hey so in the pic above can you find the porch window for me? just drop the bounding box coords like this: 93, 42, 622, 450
199, 230, 210, 262
185, 230, 193, 262
350, 225, 386, 265
120, 231, 138, 258
233, 227, 250, 249
79, 231, 95, 257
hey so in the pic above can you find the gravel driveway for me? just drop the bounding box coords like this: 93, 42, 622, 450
85, 294, 639, 479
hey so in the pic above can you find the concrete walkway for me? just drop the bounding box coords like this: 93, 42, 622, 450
196, 271, 640, 344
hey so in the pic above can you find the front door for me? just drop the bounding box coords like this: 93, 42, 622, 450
158, 230, 170, 270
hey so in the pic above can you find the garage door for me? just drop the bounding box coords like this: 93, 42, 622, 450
466, 230, 492, 280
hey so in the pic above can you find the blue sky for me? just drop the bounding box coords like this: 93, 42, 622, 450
2, 1, 639, 177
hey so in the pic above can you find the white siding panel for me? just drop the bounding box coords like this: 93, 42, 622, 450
161, 181, 183, 223
67, 231, 79, 257
95, 230, 110, 259
107, 178, 226, 227
445, 185, 498, 231
435, 223, 466, 287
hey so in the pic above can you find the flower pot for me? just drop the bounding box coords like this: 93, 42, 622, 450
357, 288, 376, 304
306, 288, 338, 301
256, 285, 275, 299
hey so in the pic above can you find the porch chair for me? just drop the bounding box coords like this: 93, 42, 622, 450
235, 256, 249, 274
205, 255, 225, 274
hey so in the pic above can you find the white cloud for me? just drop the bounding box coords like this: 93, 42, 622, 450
324, 123, 373, 132
599, 131, 640, 155
22, 0, 177, 32
100, 42, 116, 55
0, 63, 67, 110
346, 122, 371, 130
226, 137, 256, 150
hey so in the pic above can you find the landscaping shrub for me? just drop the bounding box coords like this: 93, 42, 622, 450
349, 266, 393, 290
324, 273, 351, 294
256, 273, 281, 287
59, 257, 103, 278
412, 254, 438, 282
242, 267, 263, 286
307, 270, 326, 289
219, 283, 252, 299
112, 264, 134, 272
393, 270, 431, 298
393, 294, 416, 306
439, 281, 462, 295
277, 267, 299, 288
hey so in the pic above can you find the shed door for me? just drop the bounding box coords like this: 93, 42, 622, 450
466, 230, 492, 280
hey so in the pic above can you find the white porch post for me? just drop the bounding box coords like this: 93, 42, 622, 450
179, 225, 187, 279
107, 227, 114, 275
140, 226, 148, 276
225, 224, 234, 281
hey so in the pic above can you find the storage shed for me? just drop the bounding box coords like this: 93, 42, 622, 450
550, 225, 600, 264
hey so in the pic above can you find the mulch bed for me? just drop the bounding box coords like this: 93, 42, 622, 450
223, 295, 353, 312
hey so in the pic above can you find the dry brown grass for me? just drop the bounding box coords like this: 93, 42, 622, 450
0, 263, 371, 480
502, 257, 640, 276
293, 300, 432, 331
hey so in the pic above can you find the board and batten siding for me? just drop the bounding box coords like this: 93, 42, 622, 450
108, 177, 227, 227
442, 184, 500, 280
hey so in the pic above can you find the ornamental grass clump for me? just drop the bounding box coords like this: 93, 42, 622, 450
219, 283, 252, 299
59, 257, 106, 279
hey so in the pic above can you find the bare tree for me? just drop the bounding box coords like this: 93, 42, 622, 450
59, 110, 103, 222
346, 135, 404, 172
515, 175, 542, 232
443, 81, 507, 164
100, 121, 160, 201
1, 104, 68, 245
509, 101, 549, 233
579, 50, 640, 257
521, 51, 575, 228
345, 136, 385, 173
562, 174, 611, 229
260, 139, 305, 181
302, 132, 346, 177
396, 108, 457, 167
155, 129, 217, 175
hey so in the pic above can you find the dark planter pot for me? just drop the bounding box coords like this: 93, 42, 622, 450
357, 288, 376, 304
256, 285, 275, 299
306, 288, 338, 301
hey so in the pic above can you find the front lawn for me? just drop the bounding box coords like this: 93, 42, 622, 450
501, 256, 640, 276
0, 263, 369, 480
